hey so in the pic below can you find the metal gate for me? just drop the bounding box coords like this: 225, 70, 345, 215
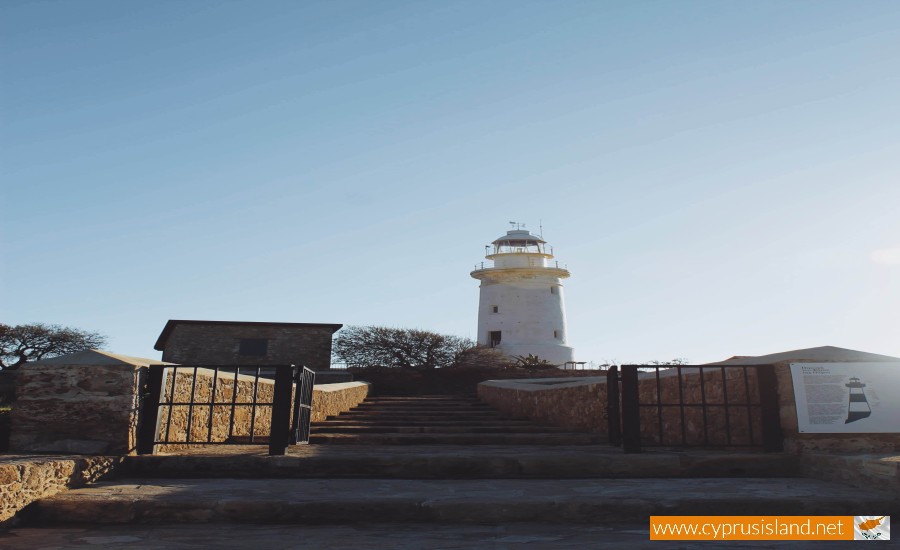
606, 364, 783, 453
292, 367, 315, 444
137, 364, 316, 455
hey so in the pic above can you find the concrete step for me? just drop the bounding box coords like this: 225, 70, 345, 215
356, 403, 485, 408
353, 400, 491, 405
33, 477, 897, 525
309, 393, 578, 446
333, 412, 511, 420
124, 446, 803, 480
327, 417, 520, 424
366, 395, 481, 403
334, 414, 509, 421
349, 406, 497, 412
353, 406, 491, 409
309, 433, 606, 445
342, 407, 500, 417
312, 425, 570, 434
360, 402, 483, 405
345, 409, 499, 414
310, 417, 536, 429
0, 522, 842, 549
355, 399, 489, 404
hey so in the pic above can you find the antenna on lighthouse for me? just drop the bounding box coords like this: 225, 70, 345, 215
539, 219, 543, 238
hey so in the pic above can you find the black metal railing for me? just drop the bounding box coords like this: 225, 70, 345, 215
608, 364, 782, 453
137, 364, 316, 456
292, 367, 315, 444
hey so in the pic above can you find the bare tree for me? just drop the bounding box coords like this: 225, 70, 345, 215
333, 326, 474, 369
0, 323, 107, 370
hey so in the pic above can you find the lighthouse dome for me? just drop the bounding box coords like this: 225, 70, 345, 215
488, 229, 550, 257
491, 230, 546, 246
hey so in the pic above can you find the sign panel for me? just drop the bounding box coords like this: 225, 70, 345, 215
790, 363, 900, 433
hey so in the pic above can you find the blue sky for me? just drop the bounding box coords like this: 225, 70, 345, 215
2, 0, 899, 365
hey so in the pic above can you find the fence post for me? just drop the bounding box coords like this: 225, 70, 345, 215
268, 365, 293, 455
620, 365, 642, 453
606, 366, 621, 446
137, 365, 164, 455
756, 364, 784, 452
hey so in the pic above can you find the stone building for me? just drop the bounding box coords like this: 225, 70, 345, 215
153, 320, 342, 371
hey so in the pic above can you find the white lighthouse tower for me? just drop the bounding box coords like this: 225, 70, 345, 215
470, 224, 575, 366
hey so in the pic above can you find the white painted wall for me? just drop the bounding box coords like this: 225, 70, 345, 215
472, 252, 575, 365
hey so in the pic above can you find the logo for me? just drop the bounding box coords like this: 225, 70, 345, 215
855, 516, 890, 541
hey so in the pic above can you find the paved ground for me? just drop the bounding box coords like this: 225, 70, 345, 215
3, 446, 892, 549
34, 477, 896, 524
126, 445, 800, 479
0, 523, 862, 550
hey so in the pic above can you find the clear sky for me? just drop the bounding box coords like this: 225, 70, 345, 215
2, 0, 899, 365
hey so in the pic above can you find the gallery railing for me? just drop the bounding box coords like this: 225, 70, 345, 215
607, 364, 783, 453
137, 364, 316, 456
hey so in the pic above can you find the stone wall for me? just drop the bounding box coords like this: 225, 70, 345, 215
10, 358, 368, 455
0, 455, 120, 523
478, 377, 608, 434
311, 381, 369, 423
10, 363, 143, 454
159, 323, 339, 371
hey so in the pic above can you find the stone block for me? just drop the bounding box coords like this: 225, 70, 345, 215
478, 377, 607, 434
10, 361, 143, 455
312, 382, 369, 423
0, 455, 120, 523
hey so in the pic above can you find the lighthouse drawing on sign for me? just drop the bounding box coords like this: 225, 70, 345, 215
470, 223, 575, 366
845, 377, 872, 423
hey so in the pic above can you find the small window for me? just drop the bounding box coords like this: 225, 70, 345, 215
550, 286, 557, 295
239, 338, 268, 357
492, 305, 499, 313
489, 331, 501, 348
553, 330, 559, 339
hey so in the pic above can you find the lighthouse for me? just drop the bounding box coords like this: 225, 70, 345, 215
471, 224, 575, 366
845, 377, 872, 424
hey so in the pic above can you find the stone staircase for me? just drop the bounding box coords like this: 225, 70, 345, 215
308, 395, 605, 445
8, 395, 898, 547
32, 477, 894, 526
